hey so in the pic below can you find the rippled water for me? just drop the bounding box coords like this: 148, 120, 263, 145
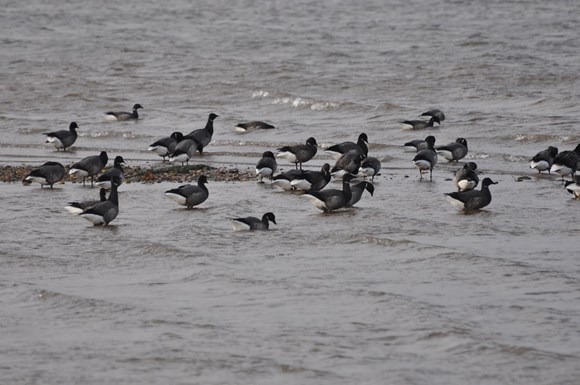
1, 0, 579, 384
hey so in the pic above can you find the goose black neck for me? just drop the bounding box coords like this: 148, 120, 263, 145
109, 184, 119, 206
205, 117, 215, 135
342, 178, 352, 203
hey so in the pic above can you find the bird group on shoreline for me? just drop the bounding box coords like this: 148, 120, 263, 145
21, 106, 580, 227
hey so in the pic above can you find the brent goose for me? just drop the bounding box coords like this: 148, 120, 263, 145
23, 161, 65, 188
148, 132, 184, 162
444, 177, 498, 211
169, 138, 203, 165
550, 144, 580, 179
324, 133, 368, 160
44, 122, 78, 151
183, 113, 218, 154
277, 137, 318, 170
79, 177, 121, 225
95, 156, 125, 190
565, 176, 580, 199
164, 175, 209, 209
256, 151, 278, 182
235, 121, 275, 132
359, 156, 381, 181
420, 109, 445, 122
529, 146, 558, 174
400, 116, 440, 130
346, 181, 374, 207
271, 169, 307, 191
105, 104, 143, 121
231, 212, 277, 231
331, 150, 363, 179
453, 162, 479, 192
65, 188, 107, 214
403, 139, 428, 152
69, 151, 108, 187
436, 138, 468, 162
303, 174, 354, 212
290, 163, 331, 192
412, 136, 437, 180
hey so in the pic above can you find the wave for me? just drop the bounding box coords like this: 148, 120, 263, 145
250, 89, 368, 112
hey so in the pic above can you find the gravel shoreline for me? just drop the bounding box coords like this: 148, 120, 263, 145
1, 164, 258, 184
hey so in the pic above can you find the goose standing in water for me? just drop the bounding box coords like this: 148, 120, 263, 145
302, 174, 353, 212
65, 188, 107, 214
105, 104, 143, 121
331, 150, 363, 179
436, 138, 468, 162
276, 137, 318, 170
444, 177, 498, 211
148, 132, 184, 162
420, 109, 446, 122
529, 146, 558, 174
346, 181, 374, 207
23, 161, 66, 188
565, 176, 580, 199
231, 212, 277, 231
256, 151, 278, 182
290, 163, 331, 192
95, 156, 126, 190
79, 177, 121, 226
400, 116, 440, 130
69, 151, 109, 187
183, 113, 218, 155
359, 156, 381, 181
453, 162, 479, 192
169, 138, 203, 165
164, 175, 209, 209
550, 144, 580, 179
324, 133, 368, 160
412, 136, 437, 181
44, 122, 79, 151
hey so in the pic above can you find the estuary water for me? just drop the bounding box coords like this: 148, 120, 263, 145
1, 0, 579, 384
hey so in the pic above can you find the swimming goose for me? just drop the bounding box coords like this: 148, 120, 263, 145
148, 132, 184, 161
23, 161, 66, 188
65, 188, 107, 214
436, 138, 468, 162
331, 150, 363, 179
79, 177, 121, 225
183, 113, 218, 154
550, 144, 580, 179
420, 109, 445, 122
105, 104, 143, 121
69, 151, 108, 187
303, 174, 353, 212
256, 151, 278, 182
346, 181, 374, 207
164, 175, 209, 209
529, 146, 558, 174
359, 156, 381, 181
271, 169, 307, 191
290, 163, 331, 192
44, 122, 78, 151
453, 162, 479, 192
412, 136, 437, 180
444, 177, 498, 211
95, 156, 125, 190
565, 176, 580, 199
324, 133, 368, 160
235, 121, 275, 132
169, 138, 203, 165
231, 212, 277, 231
277, 137, 318, 170
400, 116, 440, 130
403, 139, 428, 152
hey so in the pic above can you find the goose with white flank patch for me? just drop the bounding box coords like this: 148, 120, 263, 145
148, 132, 184, 162
331, 150, 363, 179
550, 144, 580, 179
231, 212, 277, 231
235, 121, 275, 132
65, 188, 107, 214
79, 177, 121, 226
43, 122, 78, 151
359, 156, 381, 181
302, 174, 354, 212
164, 175, 209, 209
183, 113, 218, 155
169, 138, 203, 165
346, 181, 374, 207
412, 136, 437, 181
436, 138, 468, 162
565, 176, 580, 199
23, 161, 66, 188
453, 162, 479, 192
529, 146, 558, 174
105, 104, 143, 121
420, 109, 445, 122
444, 177, 498, 211
403, 139, 428, 152
290, 163, 331, 192
95, 156, 125, 190
277, 137, 318, 170
256, 151, 278, 182
324, 133, 368, 160
400, 116, 440, 130
271, 169, 306, 191
69, 151, 108, 187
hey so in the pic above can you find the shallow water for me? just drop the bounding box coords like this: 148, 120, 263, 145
1, 0, 580, 384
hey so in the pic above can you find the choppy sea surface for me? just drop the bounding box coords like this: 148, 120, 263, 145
1, 0, 579, 384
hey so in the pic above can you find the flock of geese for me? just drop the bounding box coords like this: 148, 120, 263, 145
21, 106, 580, 228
